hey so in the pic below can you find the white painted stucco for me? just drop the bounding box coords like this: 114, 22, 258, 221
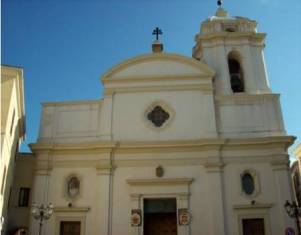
29, 7, 296, 235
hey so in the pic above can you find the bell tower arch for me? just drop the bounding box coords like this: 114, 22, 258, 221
193, 5, 271, 95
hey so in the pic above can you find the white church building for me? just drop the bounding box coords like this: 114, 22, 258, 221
29, 5, 296, 235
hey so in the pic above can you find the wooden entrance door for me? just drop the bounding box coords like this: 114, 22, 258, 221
143, 198, 177, 235
144, 213, 177, 235
60, 221, 81, 235
242, 218, 265, 235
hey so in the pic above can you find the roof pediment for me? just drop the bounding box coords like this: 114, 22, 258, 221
101, 53, 215, 84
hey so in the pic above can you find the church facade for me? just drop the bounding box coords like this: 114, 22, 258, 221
29, 6, 296, 235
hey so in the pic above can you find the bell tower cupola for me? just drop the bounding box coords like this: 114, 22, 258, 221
193, 2, 271, 95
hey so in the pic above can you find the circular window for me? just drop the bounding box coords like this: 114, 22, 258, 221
241, 173, 255, 195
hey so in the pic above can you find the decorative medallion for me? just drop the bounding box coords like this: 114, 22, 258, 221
147, 106, 170, 127
67, 176, 80, 199
178, 208, 191, 226
131, 209, 142, 226
156, 165, 164, 177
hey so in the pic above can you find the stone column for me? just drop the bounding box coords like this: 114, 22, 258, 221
204, 161, 226, 235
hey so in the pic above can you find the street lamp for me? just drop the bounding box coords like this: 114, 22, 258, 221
284, 200, 301, 235
31, 203, 54, 235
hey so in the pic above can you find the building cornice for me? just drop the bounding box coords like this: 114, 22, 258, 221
29, 141, 117, 153
126, 178, 193, 186
233, 203, 273, 210
101, 53, 215, 82
103, 84, 213, 96
215, 93, 279, 105
29, 136, 295, 154
196, 32, 266, 42
54, 207, 90, 213
42, 99, 102, 107
102, 74, 213, 85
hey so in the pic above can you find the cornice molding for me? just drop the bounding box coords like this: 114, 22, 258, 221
224, 136, 295, 151
102, 74, 212, 85
54, 207, 90, 213
103, 84, 213, 96
127, 178, 193, 186
101, 52, 215, 81
42, 99, 102, 107
196, 32, 266, 42
215, 93, 279, 105
29, 141, 116, 153
29, 136, 296, 154
233, 203, 273, 210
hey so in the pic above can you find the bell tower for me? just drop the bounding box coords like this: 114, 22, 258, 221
193, 2, 271, 95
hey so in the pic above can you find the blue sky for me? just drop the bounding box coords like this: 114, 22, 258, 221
2, 0, 301, 159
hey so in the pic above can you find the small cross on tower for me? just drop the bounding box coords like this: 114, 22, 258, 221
152, 27, 162, 41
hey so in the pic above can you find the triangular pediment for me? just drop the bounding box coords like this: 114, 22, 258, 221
101, 53, 215, 84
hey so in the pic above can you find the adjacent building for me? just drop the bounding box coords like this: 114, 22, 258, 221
29, 5, 297, 235
293, 144, 301, 205
1, 65, 26, 234
6, 152, 35, 235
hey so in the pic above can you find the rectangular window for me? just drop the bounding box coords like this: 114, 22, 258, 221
18, 187, 30, 207
60, 221, 81, 235
242, 218, 265, 235
10, 110, 15, 135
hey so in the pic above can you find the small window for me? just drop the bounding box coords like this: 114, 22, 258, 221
18, 187, 30, 207
147, 106, 170, 127
241, 173, 255, 195
242, 218, 265, 235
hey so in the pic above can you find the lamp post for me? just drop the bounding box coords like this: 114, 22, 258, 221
31, 203, 54, 235
284, 200, 301, 235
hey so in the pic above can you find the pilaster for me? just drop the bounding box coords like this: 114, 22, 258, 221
204, 159, 226, 235
271, 158, 297, 233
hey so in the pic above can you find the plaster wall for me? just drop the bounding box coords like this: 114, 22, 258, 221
38, 101, 104, 143
216, 94, 285, 137
7, 153, 35, 232
0, 68, 25, 233
29, 149, 295, 235
112, 91, 217, 141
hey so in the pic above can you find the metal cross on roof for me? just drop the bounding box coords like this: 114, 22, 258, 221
152, 27, 162, 41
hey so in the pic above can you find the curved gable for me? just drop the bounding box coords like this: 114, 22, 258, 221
101, 53, 215, 83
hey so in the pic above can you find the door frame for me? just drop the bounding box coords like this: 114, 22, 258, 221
233, 203, 272, 235
127, 177, 193, 235
59, 221, 81, 235
54, 207, 89, 235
